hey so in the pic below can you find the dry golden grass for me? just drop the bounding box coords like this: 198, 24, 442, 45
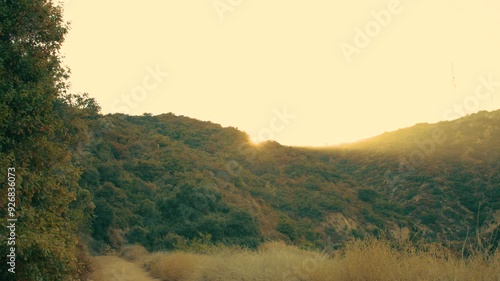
142, 252, 211, 281
89, 256, 159, 281
119, 244, 150, 262
129, 239, 500, 281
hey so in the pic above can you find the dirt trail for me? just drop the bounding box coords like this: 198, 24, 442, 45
89, 256, 159, 281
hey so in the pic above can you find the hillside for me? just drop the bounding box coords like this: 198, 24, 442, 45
2, 2, 497, 279
80, 110, 500, 253
334, 110, 500, 247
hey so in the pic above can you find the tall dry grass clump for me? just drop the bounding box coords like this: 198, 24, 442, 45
119, 244, 150, 262
142, 252, 213, 281
131, 239, 500, 281
311, 238, 500, 281
140, 242, 326, 280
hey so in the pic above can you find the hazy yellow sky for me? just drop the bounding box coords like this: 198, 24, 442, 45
58, 0, 500, 146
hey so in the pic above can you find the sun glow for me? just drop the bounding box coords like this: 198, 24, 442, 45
249, 135, 263, 146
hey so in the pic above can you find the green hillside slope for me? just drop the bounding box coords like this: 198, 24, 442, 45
80, 110, 499, 253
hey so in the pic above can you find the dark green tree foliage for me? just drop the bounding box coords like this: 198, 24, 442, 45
277, 218, 297, 241
75, 109, 500, 253
0, 1, 93, 280
153, 182, 261, 249
92, 200, 114, 243
357, 189, 378, 203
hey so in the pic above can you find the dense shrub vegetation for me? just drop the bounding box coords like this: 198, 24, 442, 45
77, 110, 500, 257
1, 1, 499, 279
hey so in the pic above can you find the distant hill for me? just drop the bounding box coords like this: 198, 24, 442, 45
80, 110, 500, 253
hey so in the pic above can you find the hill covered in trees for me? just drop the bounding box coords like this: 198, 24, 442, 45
1, 1, 498, 279
80, 109, 500, 254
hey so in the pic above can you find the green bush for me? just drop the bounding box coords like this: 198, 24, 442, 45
358, 189, 379, 203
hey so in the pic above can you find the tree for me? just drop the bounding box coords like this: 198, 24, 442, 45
358, 189, 379, 203
92, 200, 114, 243
0, 1, 92, 280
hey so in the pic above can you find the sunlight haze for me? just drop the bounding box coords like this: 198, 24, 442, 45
58, 0, 500, 146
